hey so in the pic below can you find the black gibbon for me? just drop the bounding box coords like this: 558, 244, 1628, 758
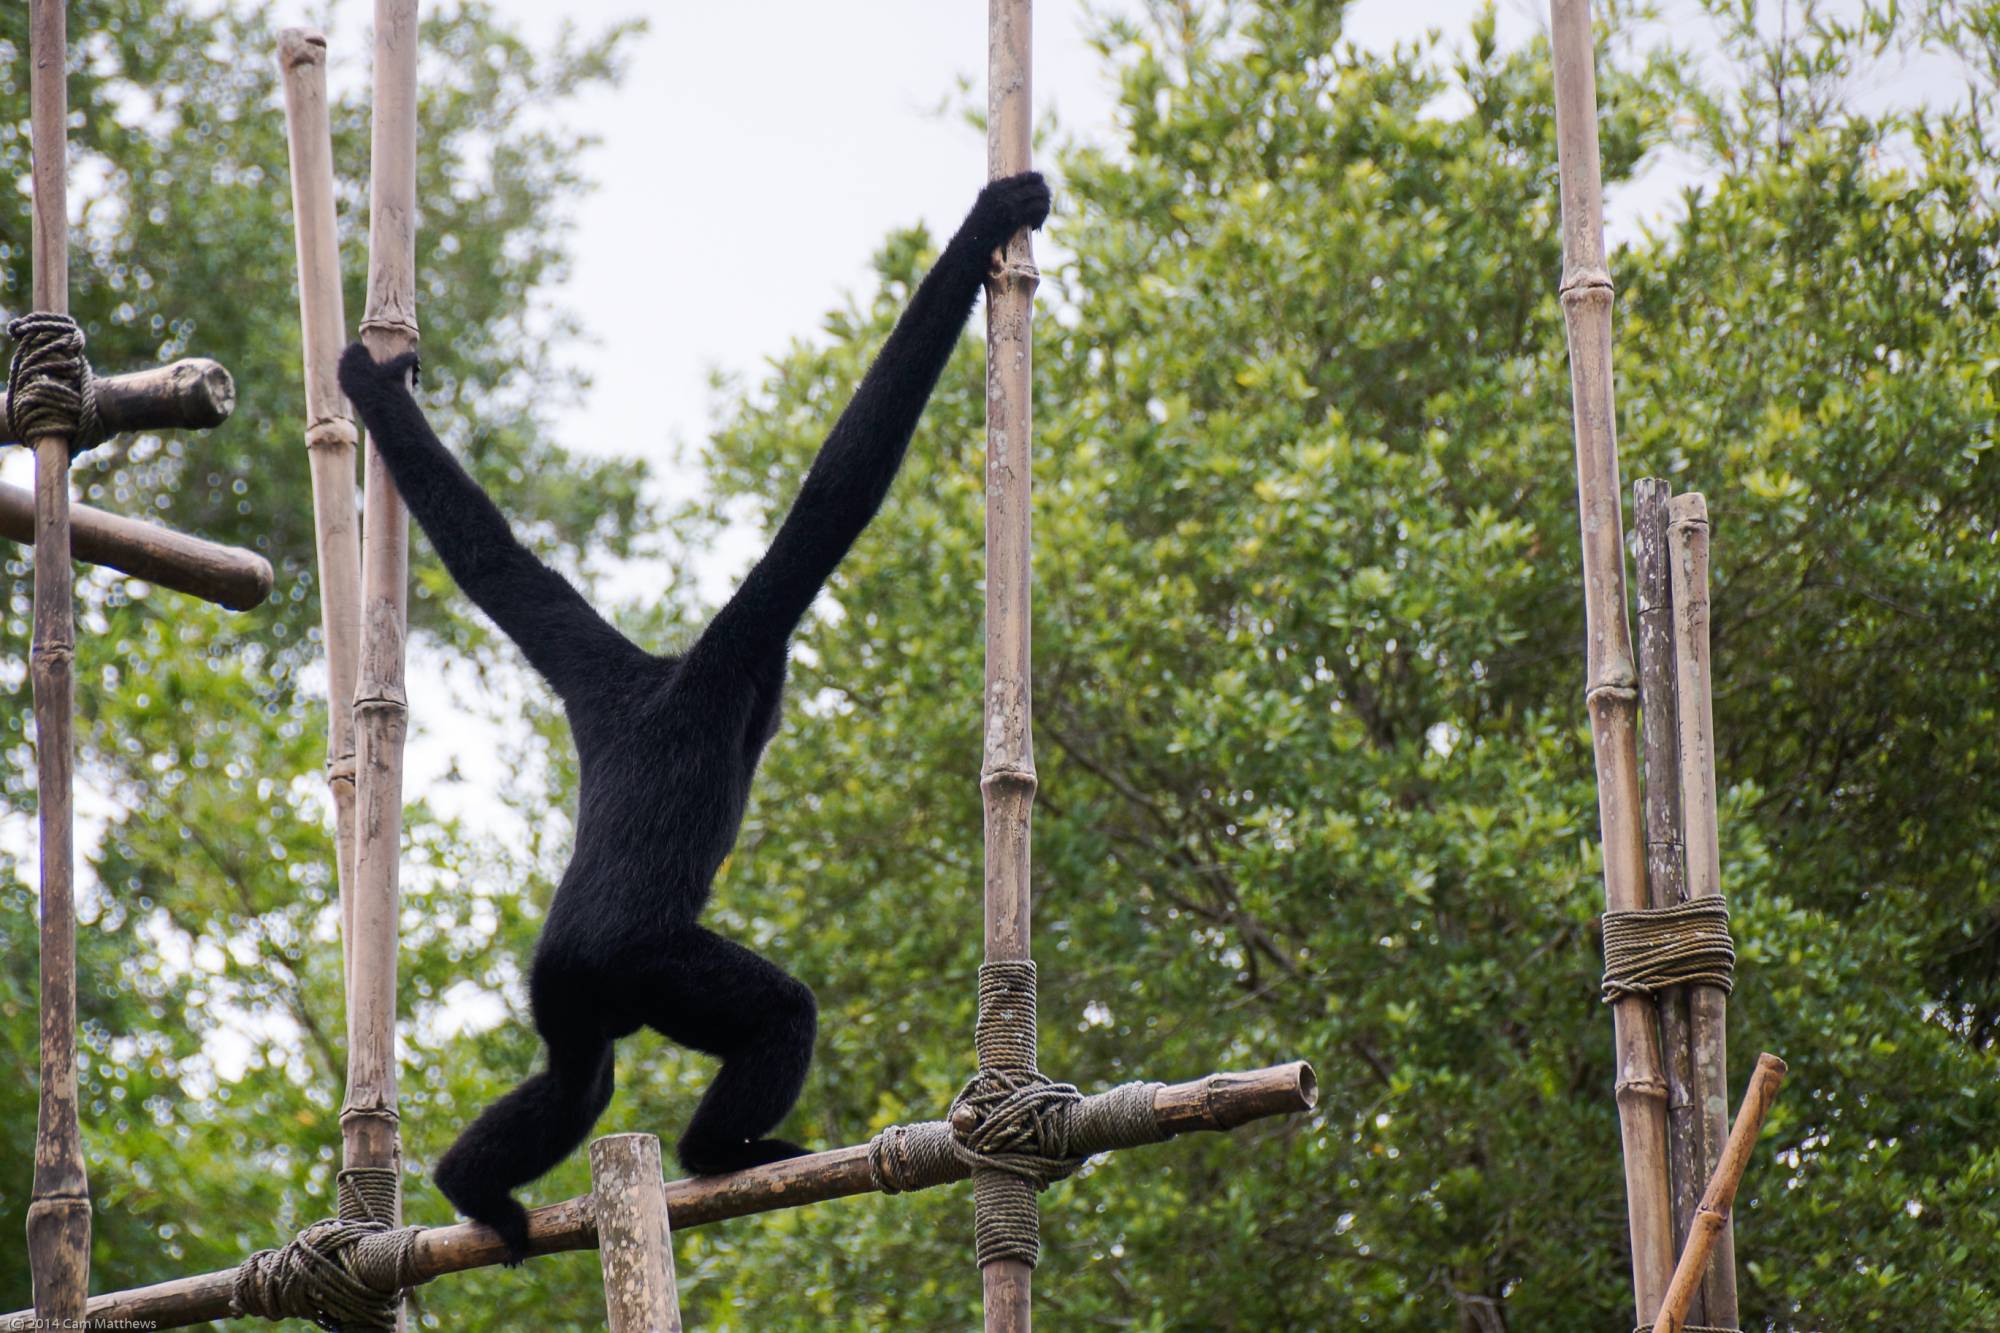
336, 171, 1052, 1261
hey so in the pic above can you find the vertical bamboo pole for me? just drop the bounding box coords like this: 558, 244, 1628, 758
22, 1, 91, 1321
590, 1134, 684, 1333
1633, 479, 1704, 1323
1546, 0, 1676, 1317
1666, 491, 1736, 1323
981, 1, 1036, 1329
344, 5, 419, 1330
279, 27, 365, 1019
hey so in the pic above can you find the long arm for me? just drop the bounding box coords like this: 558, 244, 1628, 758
689, 173, 1051, 671
337, 344, 646, 701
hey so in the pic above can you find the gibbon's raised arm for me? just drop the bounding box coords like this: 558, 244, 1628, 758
337, 345, 646, 701
689, 173, 1052, 671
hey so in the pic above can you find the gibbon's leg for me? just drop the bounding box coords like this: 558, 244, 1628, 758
433, 964, 617, 1262
336, 344, 647, 704
634, 926, 819, 1175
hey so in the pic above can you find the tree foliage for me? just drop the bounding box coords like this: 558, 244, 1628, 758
2, 0, 1996, 1328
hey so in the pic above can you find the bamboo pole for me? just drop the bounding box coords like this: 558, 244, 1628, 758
1652, 1053, 1786, 1333
21, 0, 91, 1321
343, 5, 420, 1330
1546, 0, 1676, 1317
0, 481, 273, 609
1666, 491, 1736, 1321
279, 25, 366, 1019
591, 1134, 684, 1333
981, 0, 1037, 1328
0, 1063, 1317, 1331
0, 357, 236, 445
1633, 478, 1702, 1319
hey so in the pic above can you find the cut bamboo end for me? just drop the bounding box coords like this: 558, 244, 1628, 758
590, 1134, 683, 1333
277, 25, 327, 70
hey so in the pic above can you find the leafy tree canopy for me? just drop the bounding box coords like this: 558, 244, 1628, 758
2, 0, 1996, 1328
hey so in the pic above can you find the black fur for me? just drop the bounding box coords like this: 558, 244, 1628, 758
336, 172, 1051, 1263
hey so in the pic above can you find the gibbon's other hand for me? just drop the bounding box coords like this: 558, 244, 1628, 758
966, 171, 1052, 253
337, 341, 422, 401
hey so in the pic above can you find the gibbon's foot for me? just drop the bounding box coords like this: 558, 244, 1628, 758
677, 1136, 812, 1177
967, 171, 1052, 251
473, 1194, 533, 1268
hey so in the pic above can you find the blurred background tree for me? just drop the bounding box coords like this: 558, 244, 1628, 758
2, 0, 1995, 1328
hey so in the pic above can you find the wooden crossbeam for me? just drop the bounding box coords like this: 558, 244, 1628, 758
0, 481, 272, 609
0, 358, 235, 447
0, 1062, 1317, 1331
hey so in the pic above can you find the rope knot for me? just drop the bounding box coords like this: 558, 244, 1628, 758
861, 965, 1168, 1269
952, 961, 1082, 1269
1601, 897, 1736, 1002
7, 312, 101, 452
230, 1168, 418, 1328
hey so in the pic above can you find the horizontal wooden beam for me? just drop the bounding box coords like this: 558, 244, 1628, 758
0, 481, 273, 610
0, 358, 235, 447
0, 1061, 1316, 1330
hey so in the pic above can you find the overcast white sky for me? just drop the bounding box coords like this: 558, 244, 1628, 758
312, 0, 1550, 486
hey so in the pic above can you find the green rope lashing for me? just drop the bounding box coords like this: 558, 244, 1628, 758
7, 312, 103, 452
230, 1168, 419, 1329
958, 960, 1068, 1268
861, 962, 1171, 1269
336, 1166, 401, 1229
865, 1081, 1164, 1194
1601, 898, 1736, 1002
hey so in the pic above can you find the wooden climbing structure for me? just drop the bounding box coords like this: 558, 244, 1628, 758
5, 1, 1315, 1328
1548, 1, 1787, 1330
9, 0, 267, 1323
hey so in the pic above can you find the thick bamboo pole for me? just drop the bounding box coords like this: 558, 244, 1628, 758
1633, 478, 1702, 1319
1546, 0, 1676, 1317
0, 481, 273, 609
1652, 1053, 1785, 1333
591, 1134, 684, 1333
22, 1, 91, 1321
0, 1063, 1317, 1331
1666, 491, 1736, 1322
981, 0, 1037, 1329
343, 5, 419, 1330
0, 358, 236, 445
279, 25, 366, 1018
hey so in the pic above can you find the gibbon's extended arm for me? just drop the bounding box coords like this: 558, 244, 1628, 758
337, 345, 645, 700
690, 173, 1052, 670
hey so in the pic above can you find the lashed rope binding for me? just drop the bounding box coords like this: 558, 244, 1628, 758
230, 1167, 419, 1329
958, 961, 1070, 1267
865, 962, 1170, 1268
7, 312, 103, 452
1601, 897, 1736, 1002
